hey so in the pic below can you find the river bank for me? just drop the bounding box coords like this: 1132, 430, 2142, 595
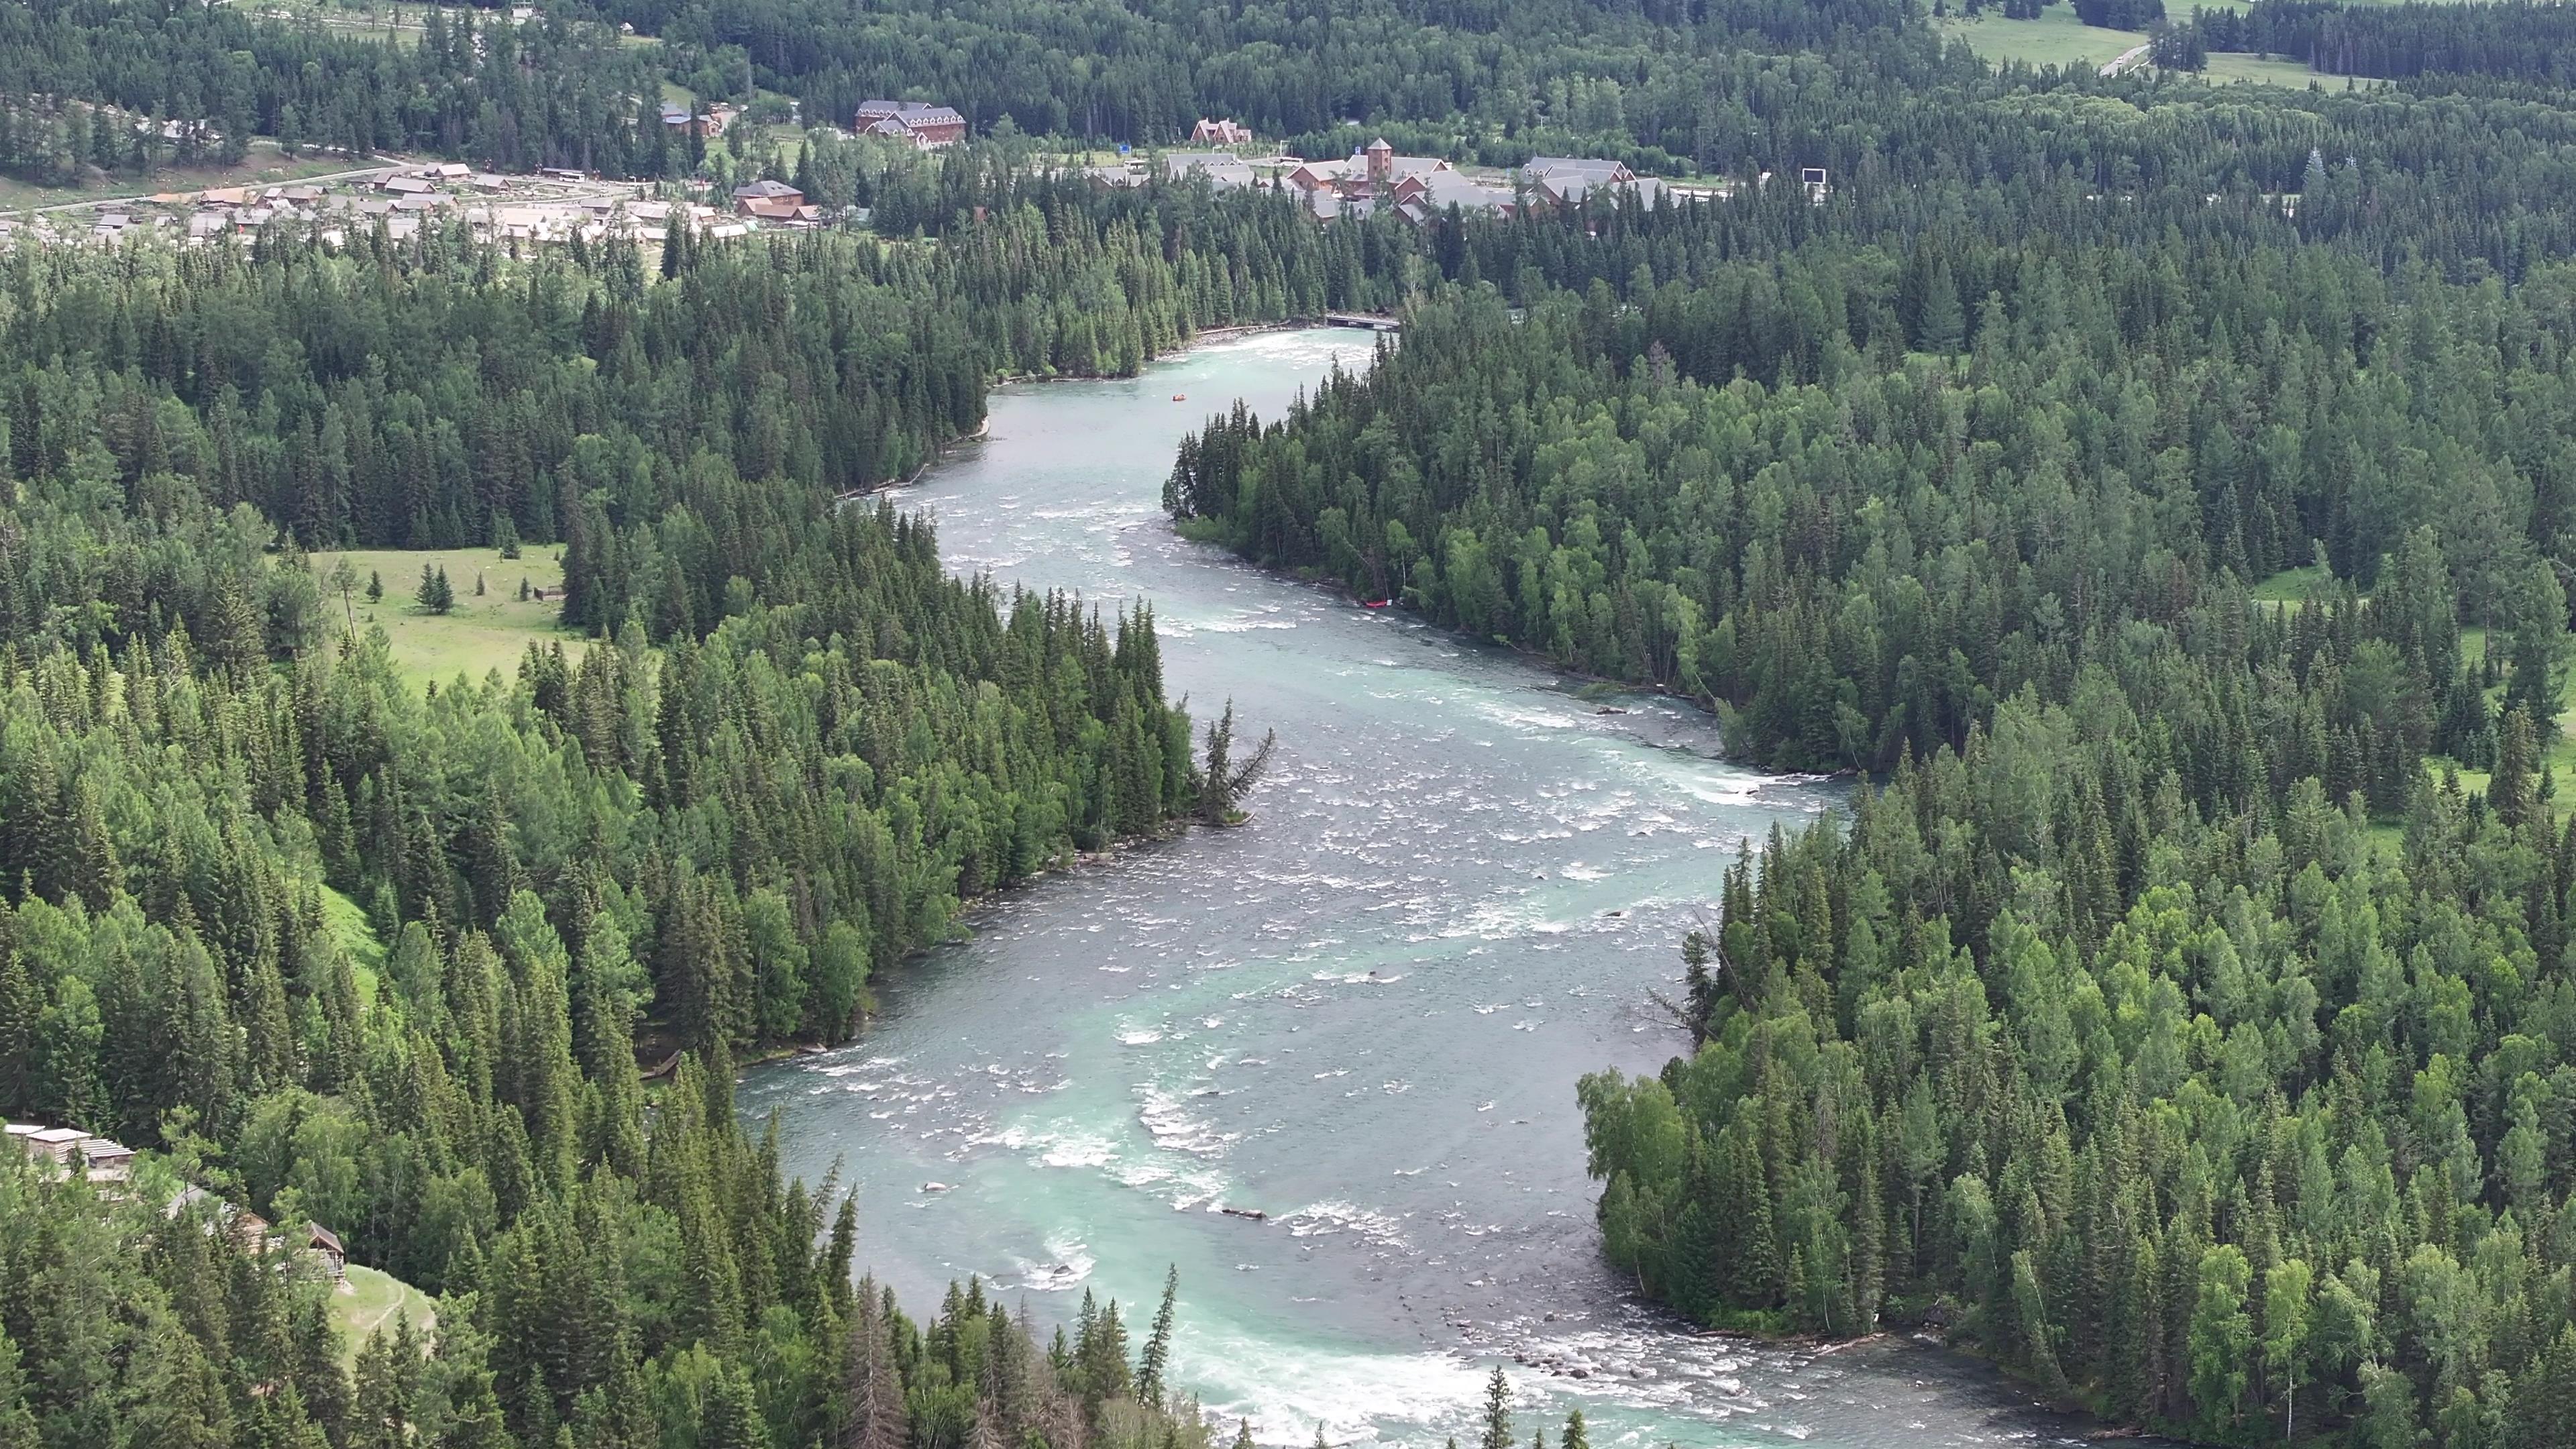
741, 328, 2155, 1448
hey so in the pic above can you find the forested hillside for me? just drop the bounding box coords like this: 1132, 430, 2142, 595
0, 188, 1261, 1444
600, 0, 1925, 172
1152, 20, 2576, 1444
16, 0, 2576, 1444
0, 1, 674, 180
0, 181, 1415, 553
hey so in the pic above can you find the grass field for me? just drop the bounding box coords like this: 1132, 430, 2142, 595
1935, 9, 2147, 70
331, 1265, 435, 1366
2422, 623, 2576, 816
319, 883, 386, 1004
311, 545, 584, 686
1935, 1, 2438, 86
2196, 52, 2333, 87
0, 142, 371, 211
2250, 562, 2337, 608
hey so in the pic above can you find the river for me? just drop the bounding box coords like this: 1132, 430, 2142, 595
742, 329, 2118, 1449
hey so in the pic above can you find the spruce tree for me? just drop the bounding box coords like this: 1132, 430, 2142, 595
1478, 1367, 1513, 1449
1137, 1265, 1178, 1408
0, 1326, 38, 1449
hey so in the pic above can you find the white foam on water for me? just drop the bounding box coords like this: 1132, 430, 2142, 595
977, 1120, 1119, 1171
1138, 1087, 1239, 1157
1175, 1330, 1486, 1444
1005, 1235, 1095, 1293
1280, 1199, 1408, 1248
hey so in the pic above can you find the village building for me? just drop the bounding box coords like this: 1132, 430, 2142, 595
732, 178, 804, 215
855, 100, 967, 150
659, 100, 742, 139
1516, 156, 1673, 212
1159, 151, 1255, 189
1190, 117, 1254, 146
79, 1137, 137, 1185
306, 1222, 348, 1281
9, 1121, 138, 1191
14, 1126, 90, 1166
1287, 139, 1450, 207
1397, 170, 1519, 223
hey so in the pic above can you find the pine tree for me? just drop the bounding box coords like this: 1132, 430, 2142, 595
1196, 699, 1277, 824
2493, 706, 2540, 827
2512, 1326, 2576, 1449
0, 1326, 39, 1449
1137, 1264, 1178, 1407
0, 951, 32, 1117
1478, 1367, 1513, 1449
845, 1280, 907, 1449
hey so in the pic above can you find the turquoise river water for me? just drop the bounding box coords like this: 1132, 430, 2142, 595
741, 330, 2135, 1449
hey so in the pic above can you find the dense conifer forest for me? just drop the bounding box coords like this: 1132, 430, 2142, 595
14, 0, 2576, 1445
1152, 17, 2576, 1447
0, 185, 1265, 1449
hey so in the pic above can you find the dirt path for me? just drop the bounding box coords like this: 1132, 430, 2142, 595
2101, 42, 2152, 76
23, 160, 402, 214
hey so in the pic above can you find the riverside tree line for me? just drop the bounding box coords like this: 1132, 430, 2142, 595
13, 1, 2576, 1447
1151, 7, 2576, 1442
0, 186, 1289, 1446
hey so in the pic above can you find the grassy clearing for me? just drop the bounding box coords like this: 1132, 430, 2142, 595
319, 884, 386, 1004
309, 545, 584, 687
2189, 52, 2334, 87
331, 1265, 435, 1366
2422, 626, 2576, 818
1935, 10, 2147, 70
2250, 563, 2336, 608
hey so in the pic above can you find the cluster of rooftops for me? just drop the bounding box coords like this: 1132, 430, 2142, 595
10, 1120, 350, 1278
1089, 138, 1770, 225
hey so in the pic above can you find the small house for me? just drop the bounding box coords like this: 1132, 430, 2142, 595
232, 1208, 274, 1251
19, 1126, 88, 1165
731, 178, 804, 215
78, 1137, 136, 1185
1191, 118, 1253, 146
1283, 158, 1353, 194
305, 1222, 347, 1281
